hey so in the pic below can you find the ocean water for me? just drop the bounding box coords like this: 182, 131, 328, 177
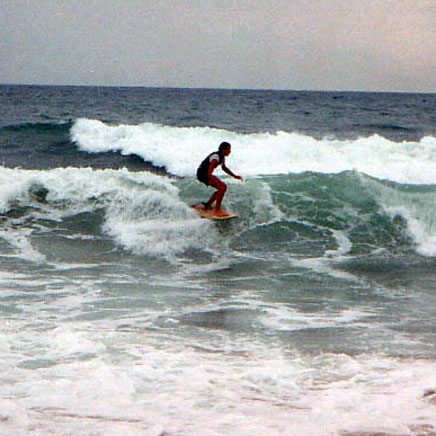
0, 84, 435, 436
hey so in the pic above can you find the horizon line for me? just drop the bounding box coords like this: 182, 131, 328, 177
0, 82, 435, 96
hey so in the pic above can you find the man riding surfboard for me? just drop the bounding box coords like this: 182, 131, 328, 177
196, 142, 242, 216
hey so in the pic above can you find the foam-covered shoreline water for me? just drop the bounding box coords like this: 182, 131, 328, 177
1, 317, 435, 436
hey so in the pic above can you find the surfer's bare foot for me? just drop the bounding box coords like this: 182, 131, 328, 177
202, 202, 210, 210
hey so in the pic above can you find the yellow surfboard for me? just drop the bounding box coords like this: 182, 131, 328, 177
191, 204, 237, 221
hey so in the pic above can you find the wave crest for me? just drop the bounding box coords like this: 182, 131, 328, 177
71, 118, 436, 184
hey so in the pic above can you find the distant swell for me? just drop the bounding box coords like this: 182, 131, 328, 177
361, 123, 419, 132
1, 121, 73, 133
71, 118, 436, 184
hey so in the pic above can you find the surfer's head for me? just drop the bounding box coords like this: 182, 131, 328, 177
219, 142, 231, 156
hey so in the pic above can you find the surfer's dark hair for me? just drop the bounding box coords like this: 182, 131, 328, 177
219, 142, 231, 152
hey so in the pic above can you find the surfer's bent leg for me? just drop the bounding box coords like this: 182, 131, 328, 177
206, 176, 227, 211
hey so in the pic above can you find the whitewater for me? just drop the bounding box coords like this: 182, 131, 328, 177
71, 118, 436, 183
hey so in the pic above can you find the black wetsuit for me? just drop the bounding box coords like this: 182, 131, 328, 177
196, 151, 224, 186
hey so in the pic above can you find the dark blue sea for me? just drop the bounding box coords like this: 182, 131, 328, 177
0, 84, 435, 435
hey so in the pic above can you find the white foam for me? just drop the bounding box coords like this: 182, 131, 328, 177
104, 215, 213, 257
0, 166, 216, 260
1, 322, 435, 436
229, 179, 285, 227
101, 181, 215, 257
325, 230, 353, 257
362, 176, 436, 257
258, 303, 370, 331
0, 169, 35, 213
289, 254, 359, 281
71, 118, 436, 184
0, 227, 46, 263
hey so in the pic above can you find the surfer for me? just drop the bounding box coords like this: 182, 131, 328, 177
197, 142, 242, 216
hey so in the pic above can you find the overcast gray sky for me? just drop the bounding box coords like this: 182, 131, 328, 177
1, 0, 435, 92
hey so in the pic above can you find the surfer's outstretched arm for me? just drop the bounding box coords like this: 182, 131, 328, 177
222, 164, 243, 181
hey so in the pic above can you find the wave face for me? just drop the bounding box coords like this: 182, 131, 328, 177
0, 166, 435, 264
71, 118, 436, 184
